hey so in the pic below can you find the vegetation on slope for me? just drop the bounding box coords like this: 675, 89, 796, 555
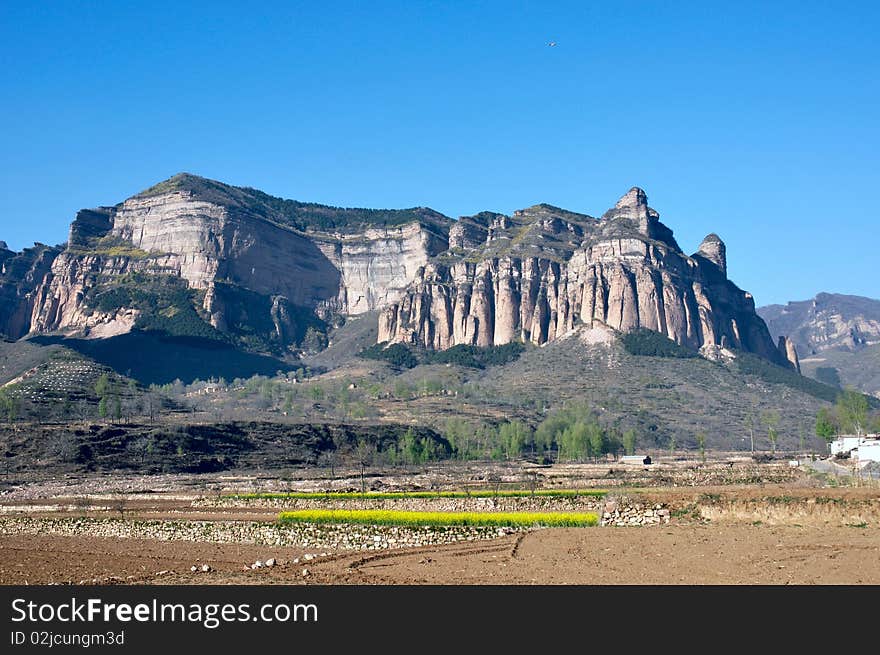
620, 329, 699, 358
733, 351, 864, 405
136, 173, 450, 233
84, 272, 226, 343
358, 341, 526, 370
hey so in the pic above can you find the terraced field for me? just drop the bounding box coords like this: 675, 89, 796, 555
1, 459, 879, 584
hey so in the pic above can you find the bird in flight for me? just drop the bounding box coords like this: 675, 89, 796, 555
547, 41, 557, 47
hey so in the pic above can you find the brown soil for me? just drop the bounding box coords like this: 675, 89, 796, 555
3, 523, 880, 585
3, 482, 880, 585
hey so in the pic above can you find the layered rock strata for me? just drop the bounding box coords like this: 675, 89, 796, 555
14, 174, 450, 347
379, 188, 793, 368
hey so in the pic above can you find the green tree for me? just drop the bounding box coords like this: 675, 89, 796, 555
745, 412, 757, 453
0, 390, 13, 423
762, 411, 781, 454
94, 374, 110, 399
444, 417, 472, 459
393, 380, 413, 400
622, 429, 637, 456
558, 422, 590, 462
696, 432, 707, 463
588, 421, 604, 461
402, 428, 422, 465
98, 397, 108, 419
301, 326, 327, 353
499, 421, 531, 460
815, 407, 837, 442
836, 387, 869, 435
112, 395, 122, 421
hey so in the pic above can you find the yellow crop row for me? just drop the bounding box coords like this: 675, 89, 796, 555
277, 509, 598, 527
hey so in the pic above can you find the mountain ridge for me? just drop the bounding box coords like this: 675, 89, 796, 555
1, 174, 798, 377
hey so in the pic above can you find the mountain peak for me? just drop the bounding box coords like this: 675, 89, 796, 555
603, 187, 653, 223
135, 172, 227, 199
614, 187, 648, 210
695, 233, 727, 274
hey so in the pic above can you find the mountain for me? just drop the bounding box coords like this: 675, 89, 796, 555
759, 293, 880, 396
4, 177, 870, 459
1, 174, 450, 359
380, 187, 796, 369
0, 175, 798, 383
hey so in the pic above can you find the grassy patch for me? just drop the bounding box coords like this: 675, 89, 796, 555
229, 489, 607, 500
277, 509, 598, 527
764, 495, 797, 505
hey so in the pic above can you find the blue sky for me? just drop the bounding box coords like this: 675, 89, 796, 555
1, 1, 877, 306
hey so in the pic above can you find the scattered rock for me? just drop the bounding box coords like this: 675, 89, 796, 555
200, 564, 211, 572
301, 568, 310, 577
265, 558, 276, 567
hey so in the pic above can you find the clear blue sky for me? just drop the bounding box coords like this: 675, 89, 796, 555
1, 1, 877, 306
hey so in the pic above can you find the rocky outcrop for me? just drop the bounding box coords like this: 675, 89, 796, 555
0, 242, 61, 339
19, 174, 451, 348
694, 233, 726, 275
380, 188, 793, 368
777, 336, 801, 373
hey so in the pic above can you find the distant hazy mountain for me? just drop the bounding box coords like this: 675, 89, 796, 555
759, 293, 880, 396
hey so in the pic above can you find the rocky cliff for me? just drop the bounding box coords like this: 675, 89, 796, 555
380, 188, 794, 368
7, 173, 451, 353
2, 176, 796, 370
0, 242, 61, 339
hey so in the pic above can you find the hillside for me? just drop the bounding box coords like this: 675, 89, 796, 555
759, 293, 880, 396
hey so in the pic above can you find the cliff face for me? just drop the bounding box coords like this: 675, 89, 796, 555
379, 188, 792, 368
14, 173, 451, 352
314, 222, 449, 315
0, 242, 61, 339
4, 175, 792, 369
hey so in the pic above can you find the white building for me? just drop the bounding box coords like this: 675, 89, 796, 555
854, 440, 880, 463
830, 435, 873, 456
